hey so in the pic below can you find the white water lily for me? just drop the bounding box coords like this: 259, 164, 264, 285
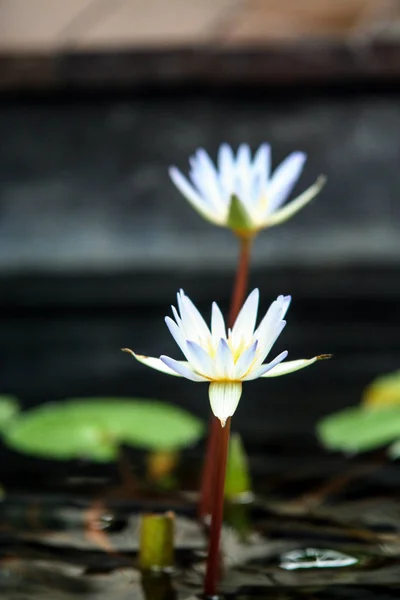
169, 144, 325, 234
124, 289, 330, 426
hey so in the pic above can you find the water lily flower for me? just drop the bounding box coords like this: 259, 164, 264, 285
124, 289, 330, 426
169, 144, 325, 236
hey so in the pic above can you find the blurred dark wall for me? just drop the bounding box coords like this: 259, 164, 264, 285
1, 87, 400, 442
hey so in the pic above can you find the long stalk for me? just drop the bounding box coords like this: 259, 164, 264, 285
198, 235, 253, 519
204, 417, 231, 596
228, 235, 253, 327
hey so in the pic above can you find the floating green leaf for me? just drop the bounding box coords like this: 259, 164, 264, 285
317, 405, 400, 453
4, 398, 204, 462
0, 395, 20, 432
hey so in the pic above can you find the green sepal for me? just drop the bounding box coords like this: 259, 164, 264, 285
227, 194, 253, 233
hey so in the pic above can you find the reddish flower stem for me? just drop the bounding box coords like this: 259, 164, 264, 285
198, 415, 220, 518
198, 235, 253, 519
228, 235, 253, 328
204, 417, 231, 597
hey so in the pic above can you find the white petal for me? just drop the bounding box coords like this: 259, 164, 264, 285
215, 338, 235, 378
249, 143, 271, 210
234, 340, 258, 379
165, 317, 190, 359
208, 382, 243, 426
267, 151, 307, 213
122, 349, 181, 377
169, 166, 221, 225
254, 295, 291, 345
262, 354, 332, 377
195, 149, 226, 212
253, 143, 271, 183
171, 305, 183, 328
218, 143, 235, 197
211, 302, 226, 341
186, 341, 216, 379
181, 293, 211, 342
231, 288, 259, 341
243, 350, 288, 381
236, 144, 252, 207
253, 319, 287, 368
189, 163, 224, 215
263, 175, 326, 228
176, 290, 201, 342
160, 355, 207, 382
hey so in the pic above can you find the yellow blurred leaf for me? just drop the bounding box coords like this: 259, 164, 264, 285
362, 370, 400, 408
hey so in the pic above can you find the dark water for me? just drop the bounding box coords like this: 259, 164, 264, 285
0, 441, 398, 600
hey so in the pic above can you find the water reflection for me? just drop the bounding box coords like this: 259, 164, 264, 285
279, 548, 358, 570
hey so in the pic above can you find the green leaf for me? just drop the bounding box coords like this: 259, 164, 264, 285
225, 433, 252, 499
0, 395, 20, 432
317, 405, 400, 453
4, 398, 204, 462
227, 195, 253, 232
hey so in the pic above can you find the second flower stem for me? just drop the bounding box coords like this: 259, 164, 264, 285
229, 235, 253, 327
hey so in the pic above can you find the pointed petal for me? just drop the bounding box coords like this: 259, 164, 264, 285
250, 143, 271, 210
181, 293, 211, 341
189, 162, 225, 214
218, 143, 235, 197
122, 349, 180, 377
171, 305, 183, 328
236, 144, 252, 208
160, 355, 207, 381
253, 295, 290, 362
176, 290, 202, 343
186, 340, 216, 379
254, 294, 291, 343
208, 382, 243, 426
169, 166, 221, 225
234, 340, 258, 379
165, 317, 190, 358
262, 354, 332, 377
253, 319, 287, 368
211, 301, 226, 341
267, 151, 307, 212
215, 338, 235, 378
195, 148, 226, 213
243, 350, 288, 381
232, 288, 259, 341
253, 143, 271, 182
264, 175, 326, 228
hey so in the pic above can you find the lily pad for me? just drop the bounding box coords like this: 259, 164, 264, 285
317, 405, 400, 453
4, 398, 204, 462
0, 395, 20, 432
362, 370, 400, 408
